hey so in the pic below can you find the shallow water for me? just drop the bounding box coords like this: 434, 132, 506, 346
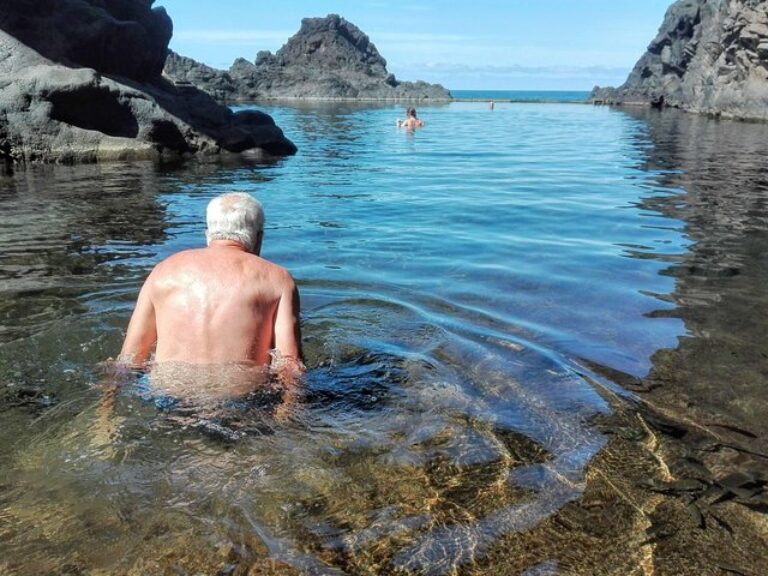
1, 102, 767, 575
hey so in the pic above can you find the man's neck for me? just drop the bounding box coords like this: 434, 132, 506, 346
208, 240, 249, 252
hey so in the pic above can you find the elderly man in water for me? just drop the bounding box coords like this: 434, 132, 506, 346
117, 192, 303, 403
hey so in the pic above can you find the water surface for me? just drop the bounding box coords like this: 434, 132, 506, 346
1, 102, 766, 575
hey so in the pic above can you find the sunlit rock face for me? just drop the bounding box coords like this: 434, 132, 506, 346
0, 0, 296, 165
164, 14, 452, 101
592, 0, 768, 121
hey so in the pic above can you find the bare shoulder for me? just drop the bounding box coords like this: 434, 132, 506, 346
148, 249, 205, 280
248, 255, 295, 289
154, 249, 202, 269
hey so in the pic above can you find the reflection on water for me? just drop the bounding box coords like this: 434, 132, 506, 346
1, 103, 767, 574
625, 108, 768, 439
0, 163, 168, 342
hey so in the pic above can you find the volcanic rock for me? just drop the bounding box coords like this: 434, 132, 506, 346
591, 0, 768, 121
164, 14, 451, 101
0, 0, 296, 165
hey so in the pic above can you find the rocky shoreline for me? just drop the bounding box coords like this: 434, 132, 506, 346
0, 0, 296, 166
163, 15, 452, 102
591, 0, 768, 121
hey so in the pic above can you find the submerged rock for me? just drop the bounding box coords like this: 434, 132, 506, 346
591, 0, 768, 121
164, 14, 452, 101
0, 0, 296, 165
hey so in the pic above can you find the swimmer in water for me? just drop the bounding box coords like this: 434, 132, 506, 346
397, 107, 425, 129
116, 192, 303, 414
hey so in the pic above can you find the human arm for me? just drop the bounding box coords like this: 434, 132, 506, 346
273, 274, 303, 369
118, 276, 157, 368
91, 359, 135, 454
272, 275, 304, 419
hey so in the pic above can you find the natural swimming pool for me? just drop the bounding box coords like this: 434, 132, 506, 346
1, 102, 766, 574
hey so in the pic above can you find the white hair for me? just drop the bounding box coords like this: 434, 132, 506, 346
205, 192, 264, 252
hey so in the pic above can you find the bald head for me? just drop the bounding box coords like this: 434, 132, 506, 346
205, 192, 265, 253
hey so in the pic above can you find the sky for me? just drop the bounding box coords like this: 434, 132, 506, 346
157, 1, 673, 91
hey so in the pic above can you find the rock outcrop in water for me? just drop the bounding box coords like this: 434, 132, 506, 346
0, 0, 296, 165
591, 0, 768, 121
163, 14, 452, 101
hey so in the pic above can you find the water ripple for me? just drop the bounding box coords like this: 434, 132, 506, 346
0, 102, 719, 574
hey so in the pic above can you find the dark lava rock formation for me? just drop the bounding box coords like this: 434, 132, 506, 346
591, 0, 768, 121
164, 14, 452, 101
0, 0, 296, 165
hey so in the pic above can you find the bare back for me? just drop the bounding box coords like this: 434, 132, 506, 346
120, 243, 301, 368
152, 246, 290, 364
400, 117, 424, 129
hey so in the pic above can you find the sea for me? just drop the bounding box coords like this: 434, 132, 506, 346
1, 94, 767, 574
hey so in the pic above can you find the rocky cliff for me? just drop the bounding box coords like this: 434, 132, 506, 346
0, 0, 296, 165
164, 14, 452, 101
591, 0, 768, 121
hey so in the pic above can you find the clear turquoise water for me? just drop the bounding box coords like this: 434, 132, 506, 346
244, 101, 685, 379
8, 101, 764, 574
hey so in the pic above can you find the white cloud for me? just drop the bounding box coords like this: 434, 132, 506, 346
170, 26, 634, 89
364, 31, 641, 75
371, 32, 473, 44
417, 63, 629, 77
173, 29, 294, 45
389, 62, 630, 90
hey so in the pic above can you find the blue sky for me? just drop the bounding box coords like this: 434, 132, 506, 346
157, 1, 672, 90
